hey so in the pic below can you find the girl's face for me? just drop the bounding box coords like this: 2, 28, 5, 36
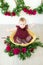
19, 21, 26, 29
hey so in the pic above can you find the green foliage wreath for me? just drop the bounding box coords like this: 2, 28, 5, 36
4, 37, 43, 60
0, 0, 43, 16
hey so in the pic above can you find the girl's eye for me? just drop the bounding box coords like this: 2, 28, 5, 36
21, 24, 25, 25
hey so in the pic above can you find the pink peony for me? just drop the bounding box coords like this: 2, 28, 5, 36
13, 48, 20, 55
22, 48, 27, 53
11, 12, 16, 16
4, 12, 11, 16
6, 44, 11, 52
32, 10, 36, 15
28, 9, 33, 14
23, 8, 28, 12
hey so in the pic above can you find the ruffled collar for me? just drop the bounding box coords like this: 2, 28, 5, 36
16, 25, 28, 30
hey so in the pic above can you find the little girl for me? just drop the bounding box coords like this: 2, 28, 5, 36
14, 18, 33, 44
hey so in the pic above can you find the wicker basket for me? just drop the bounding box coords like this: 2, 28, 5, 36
10, 29, 36, 47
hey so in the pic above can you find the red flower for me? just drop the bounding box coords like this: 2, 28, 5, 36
23, 8, 33, 15
13, 48, 20, 55
23, 8, 28, 12
4, 12, 11, 16
11, 12, 16, 16
6, 44, 11, 52
32, 10, 36, 15
30, 48, 34, 52
23, 8, 36, 15
22, 48, 27, 53
28, 9, 33, 14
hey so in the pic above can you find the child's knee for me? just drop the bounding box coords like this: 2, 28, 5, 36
16, 37, 21, 43
26, 36, 32, 42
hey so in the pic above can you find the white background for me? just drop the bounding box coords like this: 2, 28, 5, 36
0, 0, 43, 65
0, 0, 43, 24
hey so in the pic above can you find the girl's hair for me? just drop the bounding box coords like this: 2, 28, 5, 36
19, 18, 26, 22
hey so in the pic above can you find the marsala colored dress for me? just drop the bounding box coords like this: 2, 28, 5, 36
14, 25, 33, 43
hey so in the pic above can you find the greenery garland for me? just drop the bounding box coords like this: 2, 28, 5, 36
4, 36, 43, 60
0, 0, 43, 16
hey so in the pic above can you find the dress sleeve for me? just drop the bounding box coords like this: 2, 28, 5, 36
16, 25, 18, 27
16, 25, 20, 29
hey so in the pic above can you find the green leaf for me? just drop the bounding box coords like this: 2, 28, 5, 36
4, 49, 8, 53
35, 38, 39, 40
26, 51, 31, 57
8, 51, 14, 56
2, 2, 9, 11
18, 53, 26, 60
5, 37, 11, 43
13, 8, 20, 16
37, 6, 42, 14
35, 42, 43, 47
41, 6, 43, 11
23, 6, 30, 9
11, 44, 15, 48
0, 0, 4, 3
17, 0, 25, 6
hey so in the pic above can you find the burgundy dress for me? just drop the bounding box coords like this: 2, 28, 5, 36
13, 25, 33, 43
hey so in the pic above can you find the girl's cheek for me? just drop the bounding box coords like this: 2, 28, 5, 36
20, 25, 22, 28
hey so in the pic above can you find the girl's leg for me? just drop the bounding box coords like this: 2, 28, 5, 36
16, 37, 22, 44
26, 36, 32, 42
21, 39, 27, 44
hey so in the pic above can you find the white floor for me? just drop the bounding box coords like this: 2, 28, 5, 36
0, 24, 43, 65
